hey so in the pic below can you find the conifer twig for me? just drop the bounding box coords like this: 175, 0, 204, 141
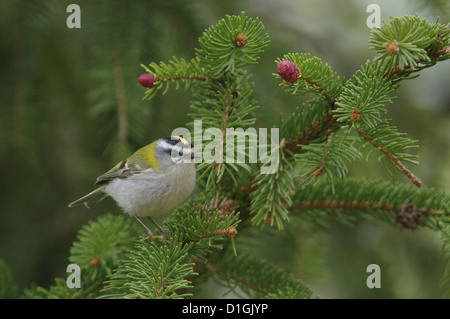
156, 74, 212, 83
302, 77, 337, 105
356, 127, 423, 187
290, 199, 436, 230
314, 131, 334, 177
188, 227, 237, 243
286, 111, 337, 155
289, 198, 436, 215
205, 261, 269, 296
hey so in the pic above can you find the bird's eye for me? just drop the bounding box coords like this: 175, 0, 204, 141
168, 147, 184, 161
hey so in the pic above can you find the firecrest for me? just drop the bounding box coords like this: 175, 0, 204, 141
68, 136, 198, 236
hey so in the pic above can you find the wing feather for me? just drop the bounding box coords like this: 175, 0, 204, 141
94, 159, 147, 185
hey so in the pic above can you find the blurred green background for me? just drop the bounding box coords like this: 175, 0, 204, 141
0, 0, 449, 298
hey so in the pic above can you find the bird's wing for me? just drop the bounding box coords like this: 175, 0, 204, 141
94, 159, 150, 186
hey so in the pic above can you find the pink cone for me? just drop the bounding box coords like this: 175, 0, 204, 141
277, 60, 300, 83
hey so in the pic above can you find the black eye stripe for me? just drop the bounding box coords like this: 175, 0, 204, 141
162, 136, 194, 147
165, 146, 186, 156
163, 137, 182, 145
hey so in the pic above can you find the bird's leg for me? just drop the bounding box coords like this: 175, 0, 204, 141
134, 215, 155, 237
147, 216, 168, 238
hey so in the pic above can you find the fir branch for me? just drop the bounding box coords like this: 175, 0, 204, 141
332, 59, 422, 187
189, 72, 259, 190
194, 191, 240, 215
440, 223, 450, 298
206, 251, 313, 298
285, 110, 337, 155
333, 60, 399, 128
314, 131, 334, 176
157, 74, 212, 83
369, 16, 448, 70
196, 11, 269, 77
188, 227, 237, 242
370, 16, 450, 78
290, 178, 449, 229
166, 199, 240, 242
250, 149, 295, 229
100, 240, 196, 299
99, 199, 241, 299
141, 57, 211, 100
275, 53, 342, 103
69, 213, 143, 285
281, 17, 448, 175
294, 133, 362, 189
298, 131, 335, 180
356, 125, 422, 188
274, 57, 342, 156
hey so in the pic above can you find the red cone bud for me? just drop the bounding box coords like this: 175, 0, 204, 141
138, 73, 156, 88
277, 60, 300, 83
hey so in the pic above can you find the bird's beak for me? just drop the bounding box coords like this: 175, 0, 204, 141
191, 153, 201, 159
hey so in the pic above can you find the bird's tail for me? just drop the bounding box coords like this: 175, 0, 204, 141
68, 186, 107, 209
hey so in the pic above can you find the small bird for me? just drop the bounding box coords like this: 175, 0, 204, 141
68, 136, 198, 237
